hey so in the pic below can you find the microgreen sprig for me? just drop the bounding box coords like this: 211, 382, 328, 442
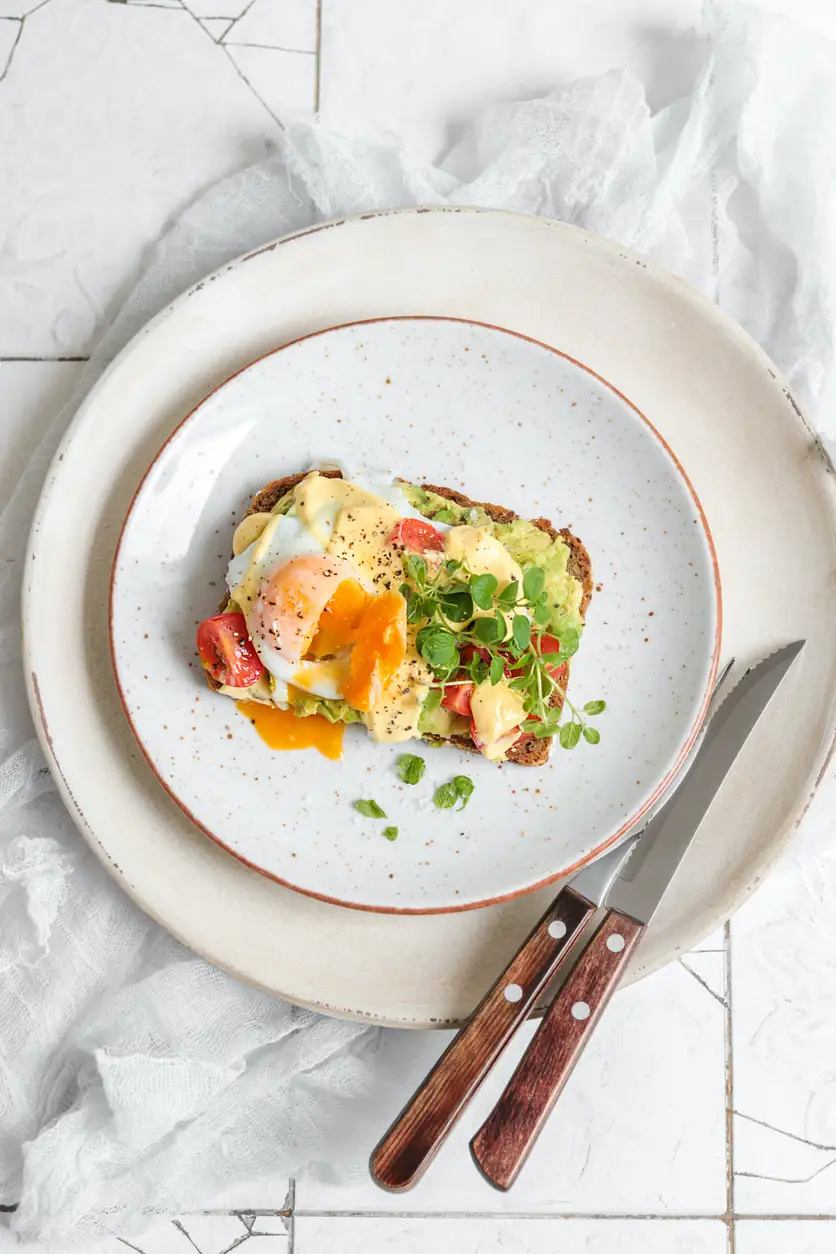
354, 799, 387, 818
397, 754, 426, 785
401, 555, 605, 749
434, 776, 474, 810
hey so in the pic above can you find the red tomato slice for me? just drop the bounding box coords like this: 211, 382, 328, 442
197, 613, 266, 688
500, 649, 524, 678
536, 633, 567, 683
388, 518, 446, 552
459, 644, 491, 667
442, 682, 475, 717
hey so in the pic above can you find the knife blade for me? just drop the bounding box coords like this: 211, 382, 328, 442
470, 640, 805, 1191
567, 654, 736, 910
606, 639, 804, 924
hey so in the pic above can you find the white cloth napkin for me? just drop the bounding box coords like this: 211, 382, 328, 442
3, 0, 836, 1245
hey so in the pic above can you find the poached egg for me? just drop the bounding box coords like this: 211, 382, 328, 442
225, 468, 436, 739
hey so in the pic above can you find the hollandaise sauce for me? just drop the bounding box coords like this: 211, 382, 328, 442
237, 700, 344, 760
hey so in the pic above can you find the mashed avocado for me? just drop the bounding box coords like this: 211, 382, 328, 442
417, 703, 469, 738
290, 692, 364, 724
270, 490, 296, 516
405, 484, 584, 637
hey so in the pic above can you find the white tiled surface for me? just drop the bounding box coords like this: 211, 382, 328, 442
4, 2, 836, 1252
294, 1217, 729, 1253
731, 769, 836, 1219
735, 1220, 836, 1253
296, 958, 727, 1216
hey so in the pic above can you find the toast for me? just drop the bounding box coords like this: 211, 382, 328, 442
208, 470, 593, 767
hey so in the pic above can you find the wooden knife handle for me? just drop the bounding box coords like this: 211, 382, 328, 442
369, 887, 597, 1192
470, 909, 645, 1191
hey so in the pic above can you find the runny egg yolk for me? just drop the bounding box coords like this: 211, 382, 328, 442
254, 553, 357, 665
237, 701, 344, 759
343, 590, 407, 713
308, 578, 369, 658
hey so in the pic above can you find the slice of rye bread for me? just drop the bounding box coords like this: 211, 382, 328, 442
216, 470, 593, 767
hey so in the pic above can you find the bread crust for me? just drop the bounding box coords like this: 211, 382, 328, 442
211, 471, 594, 766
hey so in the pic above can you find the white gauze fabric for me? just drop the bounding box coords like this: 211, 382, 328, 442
3, 0, 836, 1246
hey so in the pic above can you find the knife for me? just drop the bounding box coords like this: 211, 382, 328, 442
370, 659, 732, 1194
469, 640, 805, 1190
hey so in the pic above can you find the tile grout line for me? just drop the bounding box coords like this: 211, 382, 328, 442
679, 956, 727, 1008
725, 917, 736, 1253
734, 1215, 836, 1222
116, 1208, 836, 1227
222, 41, 315, 54
290, 1208, 836, 1221
293, 1210, 739, 1221
172, 1219, 203, 1252
175, 0, 285, 130
287, 1177, 296, 1254
313, 0, 322, 115
0, 8, 23, 85
734, 1110, 836, 1153
193, 1208, 293, 1216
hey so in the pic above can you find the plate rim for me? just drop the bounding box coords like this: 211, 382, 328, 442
20, 204, 836, 1027
108, 312, 722, 915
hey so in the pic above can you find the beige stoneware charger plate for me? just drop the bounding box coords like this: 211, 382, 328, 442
109, 316, 719, 913
24, 207, 836, 1027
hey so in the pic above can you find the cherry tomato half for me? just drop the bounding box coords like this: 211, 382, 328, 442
536, 633, 568, 684
388, 518, 446, 552
459, 644, 491, 668
442, 682, 475, 718
196, 612, 266, 687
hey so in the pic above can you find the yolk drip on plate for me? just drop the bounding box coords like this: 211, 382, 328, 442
237, 700, 344, 760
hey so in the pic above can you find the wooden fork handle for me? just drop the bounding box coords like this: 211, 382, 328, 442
470, 909, 645, 1191
369, 887, 597, 1192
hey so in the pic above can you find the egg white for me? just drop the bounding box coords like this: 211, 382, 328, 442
226, 513, 342, 702
226, 513, 324, 596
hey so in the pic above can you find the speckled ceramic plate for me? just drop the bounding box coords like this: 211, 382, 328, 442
23, 209, 836, 1025
109, 317, 720, 913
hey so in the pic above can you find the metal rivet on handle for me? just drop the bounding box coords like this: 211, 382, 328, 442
607, 934, 626, 953
504, 984, 523, 1003
571, 1001, 591, 1020
548, 920, 567, 939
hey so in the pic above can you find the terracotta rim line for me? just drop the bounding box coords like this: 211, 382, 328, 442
108, 314, 723, 916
